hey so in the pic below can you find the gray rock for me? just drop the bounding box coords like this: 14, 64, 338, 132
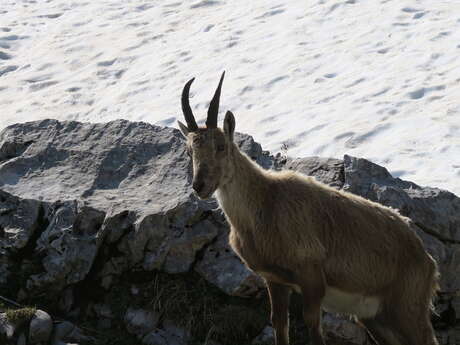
143, 329, 171, 345
0, 191, 41, 250
284, 156, 344, 188
234, 132, 273, 169
443, 245, 460, 294
323, 314, 369, 345
26, 201, 101, 292
252, 325, 274, 344
0, 120, 193, 216
436, 328, 460, 345
0, 120, 273, 297
29, 309, 53, 344
142, 322, 189, 345
0, 190, 41, 284
162, 219, 219, 273
163, 320, 190, 341
124, 308, 159, 336
0, 312, 15, 339
51, 321, 90, 344
194, 230, 265, 297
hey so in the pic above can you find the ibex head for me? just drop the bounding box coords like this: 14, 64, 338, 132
178, 72, 236, 199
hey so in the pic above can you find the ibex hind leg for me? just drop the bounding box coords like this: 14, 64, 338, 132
385, 275, 439, 345
371, 297, 439, 345
386, 308, 439, 345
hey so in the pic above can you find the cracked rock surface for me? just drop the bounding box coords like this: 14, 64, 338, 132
0, 119, 459, 345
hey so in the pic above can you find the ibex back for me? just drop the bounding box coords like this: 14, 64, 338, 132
178, 72, 439, 345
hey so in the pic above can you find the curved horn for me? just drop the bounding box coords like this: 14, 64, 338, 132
181, 78, 198, 131
206, 71, 225, 128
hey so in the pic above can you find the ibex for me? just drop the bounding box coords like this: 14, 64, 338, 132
178, 72, 439, 345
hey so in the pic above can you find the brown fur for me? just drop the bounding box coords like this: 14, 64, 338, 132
179, 76, 439, 345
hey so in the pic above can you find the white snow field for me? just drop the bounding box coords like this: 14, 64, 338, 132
0, 0, 459, 194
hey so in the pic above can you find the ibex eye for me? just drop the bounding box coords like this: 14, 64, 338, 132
217, 144, 225, 152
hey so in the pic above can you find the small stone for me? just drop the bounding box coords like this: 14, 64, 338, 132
284, 157, 344, 188
131, 285, 140, 295
142, 329, 168, 345
29, 309, 53, 344
252, 325, 274, 344
0, 312, 15, 338
124, 308, 159, 336
323, 314, 368, 344
52, 321, 90, 344
163, 319, 190, 340
52, 321, 75, 340
142, 326, 188, 345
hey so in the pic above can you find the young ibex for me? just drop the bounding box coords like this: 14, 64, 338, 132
178, 72, 439, 345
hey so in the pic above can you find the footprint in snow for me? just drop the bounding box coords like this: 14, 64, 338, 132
255, 9, 285, 19
190, 1, 221, 9
407, 85, 445, 100
345, 123, 392, 149
266, 76, 289, 88
345, 78, 365, 88
29, 81, 59, 92
97, 59, 117, 67
0, 51, 12, 60
413, 12, 427, 19
136, 4, 155, 12
401, 7, 423, 13
163, 2, 182, 8
37, 13, 63, 19
0, 65, 18, 77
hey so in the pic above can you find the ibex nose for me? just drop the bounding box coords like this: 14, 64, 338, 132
193, 180, 205, 194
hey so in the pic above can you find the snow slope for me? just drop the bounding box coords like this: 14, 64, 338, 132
0, 0, 459, 194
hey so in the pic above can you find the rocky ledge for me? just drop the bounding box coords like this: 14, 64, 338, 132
0, 119, 459, 345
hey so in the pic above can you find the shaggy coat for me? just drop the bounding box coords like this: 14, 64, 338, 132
178, 73, 439, 345
216, 135, 439, 345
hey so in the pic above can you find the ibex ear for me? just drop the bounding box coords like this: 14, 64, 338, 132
177, 121, 189, 138
223, 111, 235, 142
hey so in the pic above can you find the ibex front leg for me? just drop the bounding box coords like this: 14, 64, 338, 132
298, 266, 326, 345
266, 281, 291, 345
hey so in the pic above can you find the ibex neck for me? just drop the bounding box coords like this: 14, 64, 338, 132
216, 143, 268, 229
